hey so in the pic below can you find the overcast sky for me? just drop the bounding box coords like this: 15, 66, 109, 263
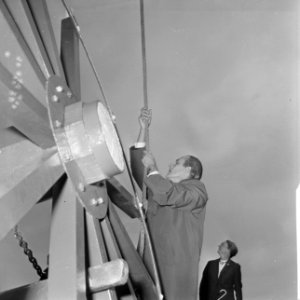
0, 1, 298, 299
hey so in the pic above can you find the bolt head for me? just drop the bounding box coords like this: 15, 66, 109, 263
55, 86, 63, 93
52, 95, 59, 102
91, 197, 104, 207
54, 120, 62, 128
78, 182, 85, 192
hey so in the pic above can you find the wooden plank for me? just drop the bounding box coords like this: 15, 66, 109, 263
0, 127, 26, 149
108, 202, 157, 300
0, 61, 54, 148
21, 0, 54, 78
0, 147, 64, 241
48, 178, 86, 300
0, 0, 46, 86
101, 217, 137, 299
26, 0, 66, 80
0, 280, 47, 300
107, 178, 139, 218
61, 17, 80, 99
85, 213, 118, 300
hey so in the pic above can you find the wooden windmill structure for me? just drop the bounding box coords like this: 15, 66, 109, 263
0, 0, 158, 299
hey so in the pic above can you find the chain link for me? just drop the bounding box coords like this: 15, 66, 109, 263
14, 226, 47, 280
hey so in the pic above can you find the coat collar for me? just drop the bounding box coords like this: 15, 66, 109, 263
218, 258, 232, 266
217, 259, 232, 279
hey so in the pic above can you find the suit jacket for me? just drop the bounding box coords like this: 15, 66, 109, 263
130, 146, 208, 300
200, 259, 242, 300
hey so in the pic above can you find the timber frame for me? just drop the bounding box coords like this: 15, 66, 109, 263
0, 1, 157, 299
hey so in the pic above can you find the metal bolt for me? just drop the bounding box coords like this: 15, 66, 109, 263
55, 86, 63, 93
78, 182, 85, 192
66, 91, 72, 98
54, 120, 62, 128
91, 197, 104, 207
52, 95, 59, 102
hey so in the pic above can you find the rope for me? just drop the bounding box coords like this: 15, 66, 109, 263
61, 1, 163, 298
138, 1, 163, 299
139, 1, 163, 299
137, 0, 148, 257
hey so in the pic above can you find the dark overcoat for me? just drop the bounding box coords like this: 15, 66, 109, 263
130, 147, 208, 300
199, 259, 243, 300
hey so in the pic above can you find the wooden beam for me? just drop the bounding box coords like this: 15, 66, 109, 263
100, 217, 137, 299
108, 202, 157, 300
0, 261, 128, 300
25, 0, 66, 80
61, 17, 80, 99
21, 0, 55, 78
0, 280, 48, 300
107, 178, 139, 218
85, 213, 118, 300
0, 146, 64, 241
0, 62, 54, 148
0, 127, 25, 149
48, 178, 86, 300
0, 0, 46, 86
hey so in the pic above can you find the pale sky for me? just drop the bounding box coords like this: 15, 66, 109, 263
0, 1, 298, 299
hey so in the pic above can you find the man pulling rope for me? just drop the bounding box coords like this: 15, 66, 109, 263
130, 107, 209, 300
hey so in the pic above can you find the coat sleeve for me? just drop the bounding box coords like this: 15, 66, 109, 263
130, 146, 145, 189
234, 264, 243, 300
144, 174, 208, 211
199, 262, 209, 300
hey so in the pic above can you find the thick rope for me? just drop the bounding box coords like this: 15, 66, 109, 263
139, 0, 163, 299
61, 1, 162, 299
137, 0, 148, 256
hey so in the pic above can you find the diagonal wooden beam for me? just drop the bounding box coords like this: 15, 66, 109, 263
0, 147, 64, 241
85, 213, 118, 299
48, 178, 86, 300
0, 280, 48, 300
25, 0, 66, 81
0, 62, 54, 148
108, 201, 157, 300
61, 17, 80, 99
107, 178, 139, 218
0, 0, 46, 86
21, 0, 55, 78
0, 127, 27, 149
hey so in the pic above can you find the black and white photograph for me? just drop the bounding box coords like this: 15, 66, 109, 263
0, 1, 297, 300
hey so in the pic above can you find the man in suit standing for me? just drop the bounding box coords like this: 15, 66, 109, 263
199, 240, 242, 300
130, 108, 209, 300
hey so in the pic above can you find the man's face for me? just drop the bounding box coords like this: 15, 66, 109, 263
217, 242, 230, 260
166, 156, 191, 183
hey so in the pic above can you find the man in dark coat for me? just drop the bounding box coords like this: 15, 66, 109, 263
199, 240, 243, 300
130, 108, 208, 300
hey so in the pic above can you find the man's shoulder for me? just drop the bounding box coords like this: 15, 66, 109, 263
207, 259, 219, 265
229, 260, 241, 268
181, 179, 208, 197
181, 178, 206, 188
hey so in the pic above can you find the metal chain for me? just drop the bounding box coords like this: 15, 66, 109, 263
14, 226, 47, 280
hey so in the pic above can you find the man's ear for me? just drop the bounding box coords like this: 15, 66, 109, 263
186, 166, 192, 178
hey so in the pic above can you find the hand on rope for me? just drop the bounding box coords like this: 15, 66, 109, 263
139, 107, 152, 129
142, 151, 158, 174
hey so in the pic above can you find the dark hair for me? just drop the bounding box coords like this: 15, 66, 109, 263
226, 240, 238, 258
183, 155, 203, 180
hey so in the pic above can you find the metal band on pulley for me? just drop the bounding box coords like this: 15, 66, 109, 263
46, 75, 124, 219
